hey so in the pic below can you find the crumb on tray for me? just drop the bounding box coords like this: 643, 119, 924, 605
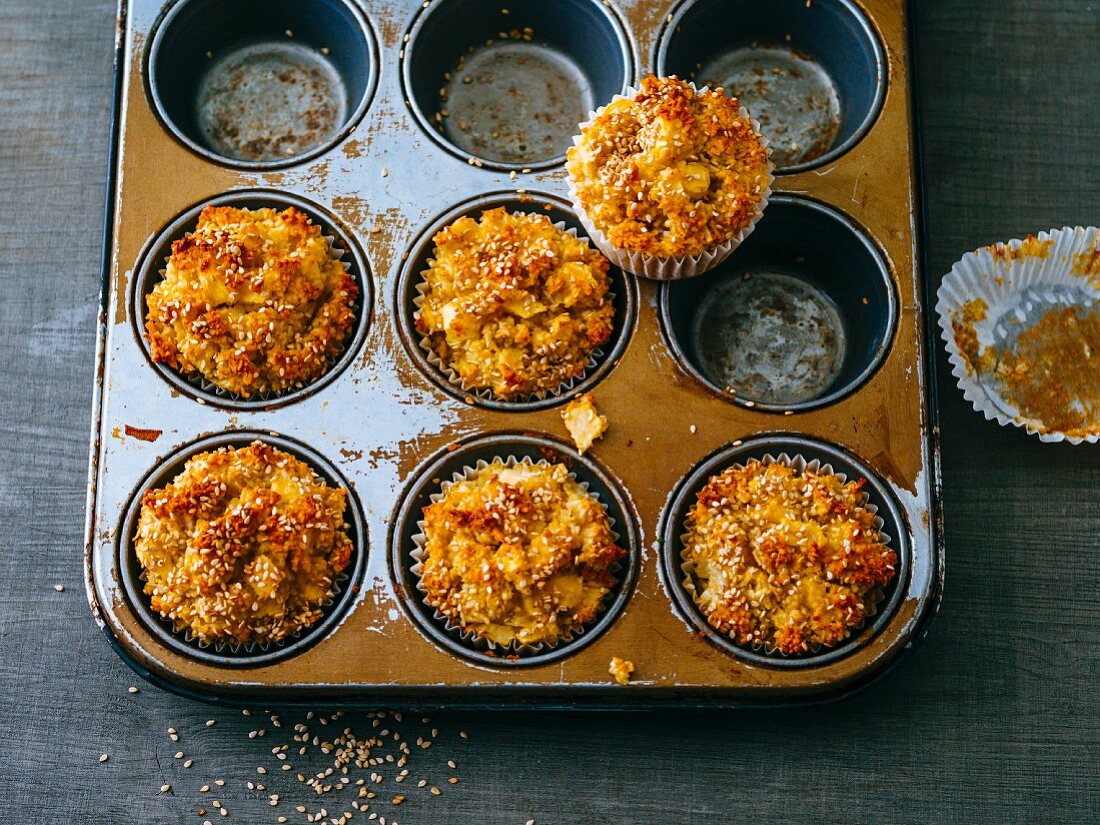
562, 392, 608, 454
609, 656, 634, 685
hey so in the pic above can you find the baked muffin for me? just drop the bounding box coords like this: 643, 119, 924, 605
682, 460, 896, 655
567, 75, 771, 275
417, 459, 625, 647
144, 205, 358, 398
134, 441, 353, 646
413, 207, 615, 399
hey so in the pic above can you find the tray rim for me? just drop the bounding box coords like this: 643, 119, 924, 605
83, 0, 945, 708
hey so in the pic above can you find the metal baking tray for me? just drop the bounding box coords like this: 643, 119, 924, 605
85, 0, 944, 707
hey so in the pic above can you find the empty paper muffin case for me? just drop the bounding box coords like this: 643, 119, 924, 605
86, 0, 943, 707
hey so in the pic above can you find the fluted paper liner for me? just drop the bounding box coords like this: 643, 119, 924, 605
678, 453, 891, 658
936, 226, 1100, 444
139, 567, 349, 655
567, 82, 774, 281
409, 455, 624, 658
412, 219, 611, 404
150, 232, 359, 405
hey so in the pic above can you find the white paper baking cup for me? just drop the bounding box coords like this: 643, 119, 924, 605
409, 455, 624, 656
412, 219, 611, 403
678, 453, 892, 657
566, 82, 774, 281
936, 226, 1100, 444
152, 232, 357, 403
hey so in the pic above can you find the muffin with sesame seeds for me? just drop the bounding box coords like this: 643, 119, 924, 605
413, 207, 616, 401
414, 457, 626, 648
133, 441, 353, 647
567, 74, 772, 280
144, 204, 358, 398
681, 458, 896, 655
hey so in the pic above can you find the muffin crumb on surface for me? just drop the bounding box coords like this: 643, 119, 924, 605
417, 459, 625, 647
561, 392, 607, 453
608, 656, 634, 685
144, 205, 357, 398
134, 441, 353, 646
415, 207, 615, 399
683, 460, 896, 655
567, 74, 771, 259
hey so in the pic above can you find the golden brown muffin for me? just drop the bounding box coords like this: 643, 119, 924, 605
145, 205, 357, 397
134, 441, 353, 646
682, 460, 896, 655
417, 459, 625, 647
414, 207, 615, 399
567, 74, 771, 258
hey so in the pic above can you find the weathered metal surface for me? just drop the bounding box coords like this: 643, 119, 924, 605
85, 0, 942, 705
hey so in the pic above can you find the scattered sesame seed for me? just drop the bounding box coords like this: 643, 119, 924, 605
160, 784, 171, 793
128, 686, 139, 694
53, 584, 64, 592
98, 754, 109, 763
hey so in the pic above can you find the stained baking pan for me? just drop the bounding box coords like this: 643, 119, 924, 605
85, 0, 943, 707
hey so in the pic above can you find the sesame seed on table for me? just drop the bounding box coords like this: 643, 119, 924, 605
0, 1, 1098, 823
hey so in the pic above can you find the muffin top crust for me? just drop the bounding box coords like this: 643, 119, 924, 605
414, 207, 615, 399
134, 441, 353, 646
417, 459, 626, 647
682, 460, 896, 655
567, 74, 771, 258
144, 205, 358, 398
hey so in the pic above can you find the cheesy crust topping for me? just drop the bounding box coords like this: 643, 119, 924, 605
567, 75, 771, 258
134, 441, 353, 646
683, 460, 896, 655
418, 460, 625, 647
145, 205, 357, 397
415, 207, 615, 399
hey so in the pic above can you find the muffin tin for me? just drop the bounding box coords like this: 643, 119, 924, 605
86, 0, 942, 706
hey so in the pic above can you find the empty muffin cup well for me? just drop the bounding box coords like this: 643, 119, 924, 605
657, 0, 886, 173
401, 0, 633, 171
147, 0, 378, 168
659, 195, 896, 411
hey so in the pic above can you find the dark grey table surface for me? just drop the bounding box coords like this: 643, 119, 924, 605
1, 1, 1097, 823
